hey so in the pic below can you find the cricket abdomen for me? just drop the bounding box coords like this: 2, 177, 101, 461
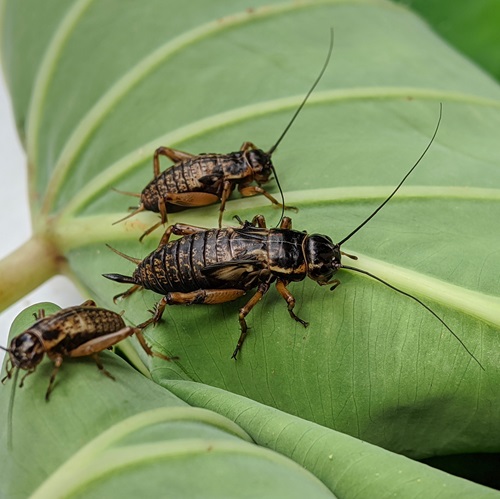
35, 307, 126, 354
134, 227, 269, 294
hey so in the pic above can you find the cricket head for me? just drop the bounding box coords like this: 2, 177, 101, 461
303, 234, 343, 287
246, 148, 274, 184
3, 331, 45, 372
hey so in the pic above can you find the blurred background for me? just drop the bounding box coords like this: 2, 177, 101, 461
0, 76, 83, 363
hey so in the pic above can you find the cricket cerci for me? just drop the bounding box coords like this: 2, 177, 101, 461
114, 31, 334, 239
104, 104, 483, 369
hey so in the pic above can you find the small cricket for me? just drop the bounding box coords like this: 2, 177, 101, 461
1, 300, 174, 402
103, 103, 483, 369
114, 30, 334, 239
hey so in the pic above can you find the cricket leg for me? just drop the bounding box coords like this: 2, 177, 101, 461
276, 280, 308, 327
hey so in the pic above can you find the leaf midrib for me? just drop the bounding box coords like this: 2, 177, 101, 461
48, 87, 500, 219
50, 190, 500, 334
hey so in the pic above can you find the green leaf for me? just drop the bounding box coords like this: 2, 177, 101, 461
163, 379, 500, 498
1, 305, 333, 498
1, 0, 500, 494
394, 0, 500, 81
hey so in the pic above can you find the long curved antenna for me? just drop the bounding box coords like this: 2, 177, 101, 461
338, 103, 442, 246
272, 165, 286, 226
267, 28, 334, 156
105, 244, 142, 264
342, 264, 484, 370
8, 367, 20, 451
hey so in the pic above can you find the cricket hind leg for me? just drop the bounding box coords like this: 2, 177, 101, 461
158, 221, 210, 247
138, 289, 246, 329
153, 146, 195, 177
138, 289, 248, 358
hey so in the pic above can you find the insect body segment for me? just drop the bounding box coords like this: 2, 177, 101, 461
105, 216, 312, 358
1, 301, 173, 400
115, 30, 334, 238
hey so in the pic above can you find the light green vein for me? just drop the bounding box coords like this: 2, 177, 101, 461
30, 407, 253, 499
41, 0, 377, 215
346, 252, 500, 329
25, 0, 94, 183
54, 185, 500, 250
60, 86, 500, 218
34, 439, 326, 499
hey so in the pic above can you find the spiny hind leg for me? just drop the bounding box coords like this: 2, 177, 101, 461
134, 330, 178, 361
138, 289, 246, 329
158, 221, 210, 247
276, 280, 308, 328
167, 191, 219, 208
234, 282, 270, 359
69, 327, 139, 356
153, 146, 195, 177
238, 185, 298, 212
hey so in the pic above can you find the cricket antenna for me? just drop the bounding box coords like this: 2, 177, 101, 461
342, 265, 484, 370
7, 367, 20, 451
105, 244, 142, 265
338, 103, 443, 247
267, 28, 334, 156
272, 164, 287, 226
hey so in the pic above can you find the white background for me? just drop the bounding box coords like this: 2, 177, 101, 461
0, 74, 83, 364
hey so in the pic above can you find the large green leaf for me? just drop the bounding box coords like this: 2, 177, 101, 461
1, 0, 500, 494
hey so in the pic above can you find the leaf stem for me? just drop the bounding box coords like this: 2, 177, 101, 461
0, 236, 62, 312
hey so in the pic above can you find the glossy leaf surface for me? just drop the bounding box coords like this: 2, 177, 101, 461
1, 0, 499, 496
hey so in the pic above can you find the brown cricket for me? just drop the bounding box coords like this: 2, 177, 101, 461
114, 30, 334, 238
1, 300, 173, 401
